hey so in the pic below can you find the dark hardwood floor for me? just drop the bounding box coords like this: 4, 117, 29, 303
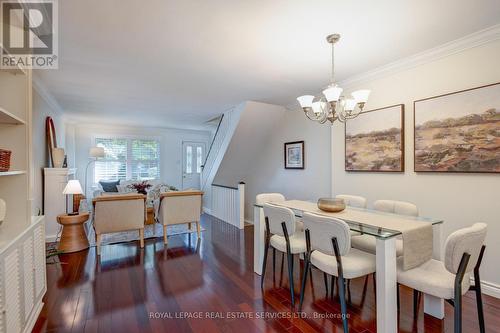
34, 214, 499, 333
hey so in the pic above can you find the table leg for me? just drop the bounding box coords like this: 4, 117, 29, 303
254, 206, 265, 275
424, 223, 445, 318
376, 237, 397, 333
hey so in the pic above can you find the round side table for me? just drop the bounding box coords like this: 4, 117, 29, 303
57, 212, 90, 253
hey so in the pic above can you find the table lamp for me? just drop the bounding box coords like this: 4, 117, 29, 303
63, 179, 83, 215
84, 146, 105, 197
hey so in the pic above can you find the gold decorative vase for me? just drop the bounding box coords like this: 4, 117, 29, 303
317, 198, 346, 212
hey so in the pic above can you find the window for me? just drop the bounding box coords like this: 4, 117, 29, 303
94, 137, 160, 182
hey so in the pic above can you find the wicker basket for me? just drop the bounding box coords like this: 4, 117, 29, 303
0, 149, 12, 172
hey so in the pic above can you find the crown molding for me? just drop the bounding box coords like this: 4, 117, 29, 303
338, 24, 500, 89
32, 72, 65, 116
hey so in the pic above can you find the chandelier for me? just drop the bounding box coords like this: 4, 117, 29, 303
297, 34, 370, 124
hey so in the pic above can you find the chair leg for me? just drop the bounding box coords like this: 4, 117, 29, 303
96, 234, 101, 256
474, 271, 486, 333
272, 248, 276, 277
163, 225, 168, 244
260, 237, 270, 289
397, 283, 400, 310
454, 288, 462, 333
331, 276, 336, 299
323, 272, 329, 296
413, 289, 419, 317
338, 274, 349, 333
139, 228, 144, 248
287, 251, 295, 306
299, 255, 311, 312
347, 279, 352, 303
196, 222, 201, 239
188, 222, 192, 230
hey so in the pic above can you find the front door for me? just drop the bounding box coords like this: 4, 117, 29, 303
182, 141, 205, 189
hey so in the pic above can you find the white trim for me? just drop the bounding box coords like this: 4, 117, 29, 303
244, 219, 253, 225
339, 24, 500, 89
471, 277, 500, 299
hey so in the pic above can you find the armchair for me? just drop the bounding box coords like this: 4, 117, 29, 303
157, 190, 203, 245
92, 193, 146, 255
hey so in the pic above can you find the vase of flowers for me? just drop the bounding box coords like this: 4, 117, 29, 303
128, 181, 152, 195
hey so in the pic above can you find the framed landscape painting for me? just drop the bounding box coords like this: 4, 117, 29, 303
284, 141, 304, 169
345, 104, 404, 172
414, 83, 500, 173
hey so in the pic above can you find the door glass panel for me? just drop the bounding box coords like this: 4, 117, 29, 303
186, 146, 192, 174
196, 146, 202, 173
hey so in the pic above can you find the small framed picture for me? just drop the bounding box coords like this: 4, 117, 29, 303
284, 141, 304, 169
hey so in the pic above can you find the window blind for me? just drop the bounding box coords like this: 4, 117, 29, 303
94, 137, 160, 182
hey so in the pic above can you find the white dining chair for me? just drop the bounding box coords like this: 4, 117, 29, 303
256, 192, 285, 205
261, 203, 306, 307
373, 199, 418, 216
335, 194, 367, 208
351, 199, 418, 256
298, 212, 376, 332
397, 223, 487, 333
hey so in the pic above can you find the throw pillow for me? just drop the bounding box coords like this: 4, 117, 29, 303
99, 180, 120, 192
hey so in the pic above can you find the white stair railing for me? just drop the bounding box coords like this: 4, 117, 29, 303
211, 182, 245, 229
200, 107, 238, 191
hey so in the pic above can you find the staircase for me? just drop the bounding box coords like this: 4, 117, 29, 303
200, 101, 286, 227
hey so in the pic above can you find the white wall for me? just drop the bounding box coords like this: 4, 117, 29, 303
32, 90, 66, 215
331, 39, 500, 294
244, 108, 332, 222
73, 124, 211, 192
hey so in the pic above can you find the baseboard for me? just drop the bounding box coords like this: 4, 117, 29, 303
202, 206, 212, 215
470, 277, 500, 299
45, 234, 57, 243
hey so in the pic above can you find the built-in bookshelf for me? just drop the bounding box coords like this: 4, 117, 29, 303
0, 56, 46, 332
0, 66, 30, 240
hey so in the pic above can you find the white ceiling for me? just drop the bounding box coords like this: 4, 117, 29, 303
36, 0, 500, 129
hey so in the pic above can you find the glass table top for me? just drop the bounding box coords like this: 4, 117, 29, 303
254, 202, 443, 239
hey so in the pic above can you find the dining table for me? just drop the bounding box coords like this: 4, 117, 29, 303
253, 200, 444, 333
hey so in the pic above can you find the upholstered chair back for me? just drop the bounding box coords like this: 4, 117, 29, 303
373, 199, 418, 216
256, 193, 286, 205
93, 194, 145, 234
444, 223, 487, 274
335, 194, 367, 208
263, 203, 296, 236
302, 212, 351, 256
158, 191, 203, 226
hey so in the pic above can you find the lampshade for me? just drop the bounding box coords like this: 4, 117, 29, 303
89, 146, 105, 158
344, 99, 357, 112
351, 89, 371, 103
63, 180, 83, 195
312, 101, 326, 115
322, 85, 343, 102
297, 95, 315, 108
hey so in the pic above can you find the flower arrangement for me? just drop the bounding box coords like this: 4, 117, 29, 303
127, 181, 152, 195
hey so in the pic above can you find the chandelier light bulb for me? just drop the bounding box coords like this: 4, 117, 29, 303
297, 95, 315, 108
